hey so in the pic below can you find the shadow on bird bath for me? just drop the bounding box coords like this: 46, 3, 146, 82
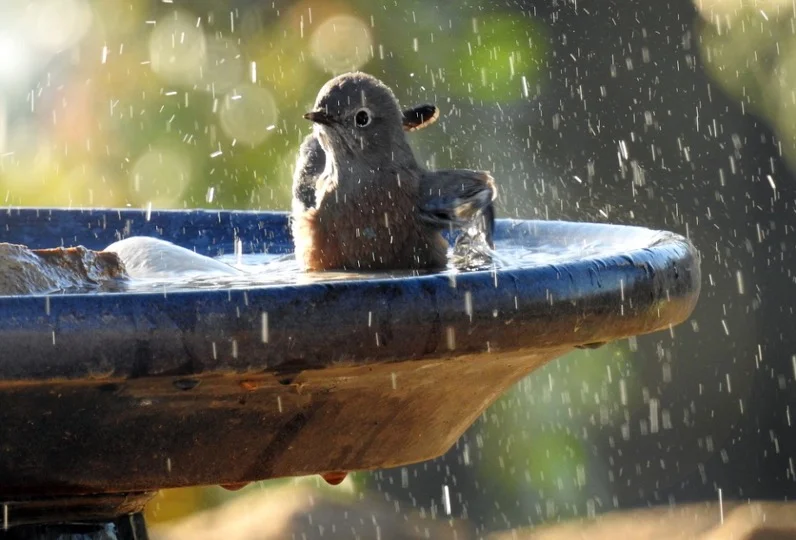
0, 208, 699, 537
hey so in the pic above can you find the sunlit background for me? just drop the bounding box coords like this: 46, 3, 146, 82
3, 0, 796, 537
0, 0, 548, 211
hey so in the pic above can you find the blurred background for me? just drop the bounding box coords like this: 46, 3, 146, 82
2, 0, 796, 537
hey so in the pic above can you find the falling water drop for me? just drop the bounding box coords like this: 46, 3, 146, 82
320, 471, 347, 485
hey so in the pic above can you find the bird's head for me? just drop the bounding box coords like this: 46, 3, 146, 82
304, 72, 414, 166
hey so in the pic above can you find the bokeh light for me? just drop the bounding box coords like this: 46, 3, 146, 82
199, 37, 245, 94
131, 146, 192, 207
218, 84, 279, 147
0, 36, 32, 90
0, 98, 6, 153
26, 0, 93, 53
309, 15, 373, 74
693, 0, 793, 19
148, 10, 207, 87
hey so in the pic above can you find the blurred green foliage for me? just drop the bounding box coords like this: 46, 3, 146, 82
478, 344, 639, 518
0, 0, 548, 211
698, 1, 796, 170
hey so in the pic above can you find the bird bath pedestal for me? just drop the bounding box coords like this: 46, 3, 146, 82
0, 209, 700, 539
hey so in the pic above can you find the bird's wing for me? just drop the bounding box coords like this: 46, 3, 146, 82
292, 134, 326, 211
417, 169, 496, 227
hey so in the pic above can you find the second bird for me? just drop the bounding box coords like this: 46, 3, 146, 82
293, 72, 496, 271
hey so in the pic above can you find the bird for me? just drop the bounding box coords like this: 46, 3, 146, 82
292, 103, 440, 215
292, 72, 496, 272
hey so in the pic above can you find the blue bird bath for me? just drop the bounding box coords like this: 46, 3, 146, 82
0, 208, 700, 536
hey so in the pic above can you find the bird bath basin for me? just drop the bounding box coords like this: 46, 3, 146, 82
0, 208, 700, 538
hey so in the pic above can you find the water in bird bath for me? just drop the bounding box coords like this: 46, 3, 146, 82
106, 223, 671, 294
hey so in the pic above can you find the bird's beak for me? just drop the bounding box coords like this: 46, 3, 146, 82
303, 110, 331, 125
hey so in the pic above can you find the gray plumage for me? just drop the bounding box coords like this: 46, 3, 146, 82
292, 72, 496, 271
292, 134, 326, 214
292, 104, 440, 213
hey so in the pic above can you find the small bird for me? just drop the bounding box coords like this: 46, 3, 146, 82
292, 72, 496, 271
292, 103, 439, 215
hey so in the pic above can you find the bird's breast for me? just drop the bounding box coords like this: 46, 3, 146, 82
292, 182, 447, 271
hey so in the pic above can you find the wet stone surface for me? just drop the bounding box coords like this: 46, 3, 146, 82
0, 244, 128, 295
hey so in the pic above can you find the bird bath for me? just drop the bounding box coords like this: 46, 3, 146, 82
0, 208, 700, 539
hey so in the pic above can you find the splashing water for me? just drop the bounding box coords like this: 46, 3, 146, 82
108, 233, 657, 294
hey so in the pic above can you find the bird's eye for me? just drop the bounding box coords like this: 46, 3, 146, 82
354, 108, 371, 127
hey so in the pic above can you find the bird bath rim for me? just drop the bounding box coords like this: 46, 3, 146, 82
0, 209, 699, 381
